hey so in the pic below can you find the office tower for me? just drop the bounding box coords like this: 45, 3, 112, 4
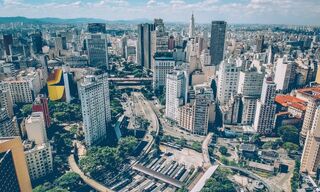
210, 21, 227, 66
0, 108, 19, 137
0, 137, 32, 192
168, 35, 175, 50
295, 87, 320, 140
274, 56, 296, 93
301, 106, 320, 175
3, 34, 13, 56
88, 23, 106, 33
0, 89, 14, 118
32, 95, 50, 128
137, 23, 154, 69
79, 74, 111, 147
54, 36, 63, 56
151, 19, 169, 69
31, 31, 43, 54
255, 35, 264, 53
165, 70, 187, 121
192, 87, 213, 135
154, 18, 164, 28
217, 58, 240, 105
153, 52, 175, 90
24, 141, 53, 181
85, 33, 108, 68
189, 13, 195, 38
25, 112, 47, 145
253, 76, 277, 134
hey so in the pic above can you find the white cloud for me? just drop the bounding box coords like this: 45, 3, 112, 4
0, 0, 319, 25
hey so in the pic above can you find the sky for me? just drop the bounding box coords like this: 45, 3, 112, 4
0, 0, 319, 25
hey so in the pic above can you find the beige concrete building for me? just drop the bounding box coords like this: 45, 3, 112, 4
301, 106, 320, 175
293, 87, 320, 139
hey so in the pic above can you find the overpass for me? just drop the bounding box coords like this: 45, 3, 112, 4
108, 77, 152, 86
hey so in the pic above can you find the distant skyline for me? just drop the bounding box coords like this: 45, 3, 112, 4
0, 0, 319, 25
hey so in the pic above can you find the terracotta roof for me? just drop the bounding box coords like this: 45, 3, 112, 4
275, 95, 307, 111
297, 87, 320, 100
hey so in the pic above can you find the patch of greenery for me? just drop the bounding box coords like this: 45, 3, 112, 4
49, 101, 81, 123
79, 136, 138, 178
33, 172, 85, 192
291, 160, 301, 192
201, 168, 236, 192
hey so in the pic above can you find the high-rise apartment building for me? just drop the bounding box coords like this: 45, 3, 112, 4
253, 76, 277, 134
151, 19, 169, 69
165, 70, 187, 121
137, 23, 154, 69
294, 87, 320, 140
217, 58, 240, 105
0, 137, 32, 192
274, 56, 296, 93
85, 33, 108, 68
301, 106, 320, 175
210, 21, 227, 66
0, 89, 14, 118
23, 141, 53, 181
79, 74, 111, 147
0, 108, 19, 137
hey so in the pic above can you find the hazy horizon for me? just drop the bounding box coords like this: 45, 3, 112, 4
0, 0, 319, 25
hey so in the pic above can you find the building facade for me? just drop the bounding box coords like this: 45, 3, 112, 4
79, 74, 111, 147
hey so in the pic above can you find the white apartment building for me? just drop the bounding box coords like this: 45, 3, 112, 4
217, 58, 240, 105
165, 70, 187, 122
274, 56, 296, 92
79, 74, 111, 147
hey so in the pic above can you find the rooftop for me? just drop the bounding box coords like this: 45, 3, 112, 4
297, 87, 320, 100
275, 94, 307, 111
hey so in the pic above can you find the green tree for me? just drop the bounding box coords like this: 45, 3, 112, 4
21, 104, 32, 117
278, 125, 299, 144
283, 142, 299, 152
54, 172, 81, 190
219, 146, 228, 155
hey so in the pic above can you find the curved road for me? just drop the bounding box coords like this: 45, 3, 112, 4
68, 92, 161, 192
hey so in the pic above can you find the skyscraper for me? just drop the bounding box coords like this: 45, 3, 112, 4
210, 21, 227, 66
189, 13, 195, 38
217, 58, 240, 105
165, 70, 187, 121
31, 31, 43, 54
85, 33, 108, 68
255, 35, 264, 53
0, 137, 32, 192
79, 74, 111, 147
25, 112, 47, 145
137, 23, 154, 69
253, 76, 277, 135
3, 34, 13, 56
87, 23, 106, 34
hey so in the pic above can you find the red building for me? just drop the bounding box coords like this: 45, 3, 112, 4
32, 94, 51, 128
